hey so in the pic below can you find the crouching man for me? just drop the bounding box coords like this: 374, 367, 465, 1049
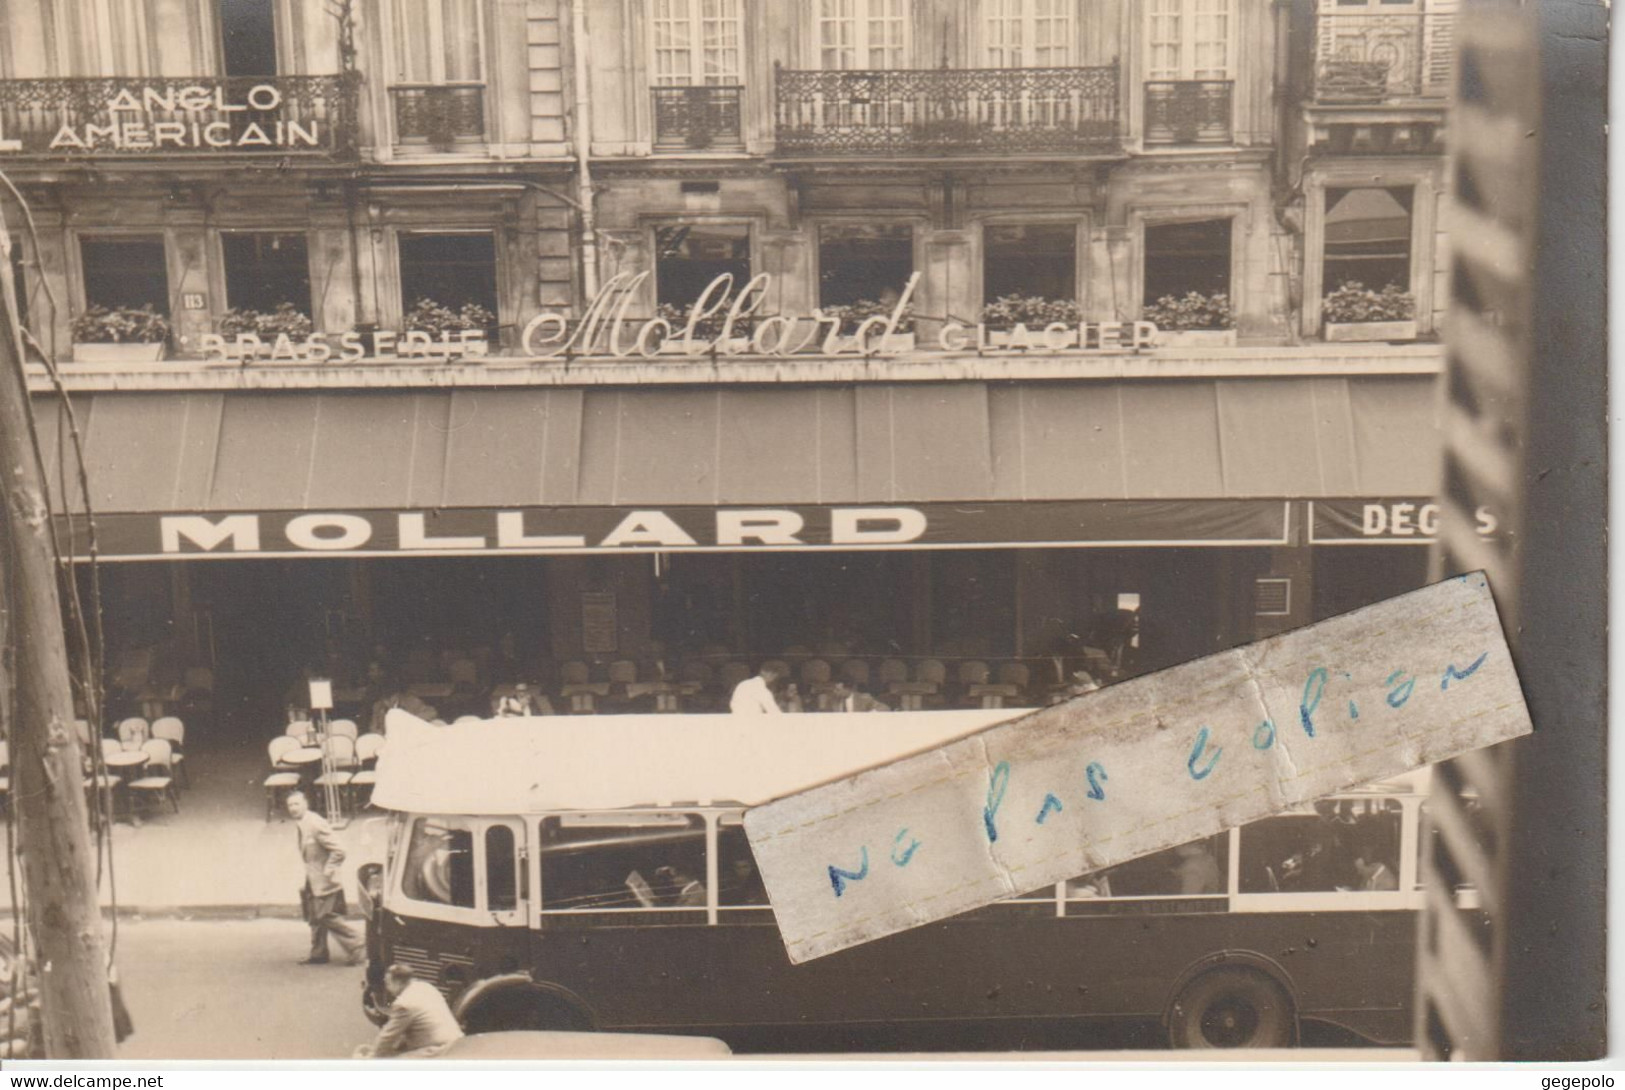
354, 963, 466, 1059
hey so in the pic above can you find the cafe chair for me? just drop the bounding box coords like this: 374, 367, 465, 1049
264, 738, 303, 821
151, 717, 188, 789
314, 735, 358, 797
348, 735, 387, 809
128, 739, 179, 816
878, 659, 909, 686
838, 659, 871, 687
327, 718, 359, 741
285, 720, 316, 745
116, 718, 150, 751
100, 737, 124, 762
73, 719, 93, 747
798, 659, 832, 687
561, 660, 609, 714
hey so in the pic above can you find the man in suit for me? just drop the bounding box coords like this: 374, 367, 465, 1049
288, 790, 365, 966
355, 964, 465, 1058
829, 681, 890, 713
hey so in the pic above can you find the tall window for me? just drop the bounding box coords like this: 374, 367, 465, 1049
1144, 219, 1232, 303
218, 0, 278, 77
655, 225, 751, 310
818, 224, 912, 308
984, 224, 1077, 304
1147, 0, 1232, 80
985, 0, 1073, 67
80, 237, 169, 313
222, 233, 310, 316
652, 0, 742, 85
398, 233, 499, 328
1323, 186, 1413, 293
391, 0, 484, 84
819, 0, 908, 69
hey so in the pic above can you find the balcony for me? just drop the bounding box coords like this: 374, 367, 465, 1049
390, 83, 486, 148
1312, 11, 1455, 103
773, 64, 1118, 157
1143, 80, 1233, 146
652, 85, 744, 151
0, 74, 358, 159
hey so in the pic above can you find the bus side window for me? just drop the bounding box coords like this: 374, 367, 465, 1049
401, 817, 477, 909
1066, 834, 1227, 899
717, 820, 768, 907
540, 813, 707, 920
485, 825, 519, 911
1239, 800, 1402, 893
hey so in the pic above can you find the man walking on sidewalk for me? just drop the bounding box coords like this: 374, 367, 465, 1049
288, 791, 365, 966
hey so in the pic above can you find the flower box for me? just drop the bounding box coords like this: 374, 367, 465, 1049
1152, 328, 1238, 348
1323, 319, 1418, 343
72, 341, 166, 363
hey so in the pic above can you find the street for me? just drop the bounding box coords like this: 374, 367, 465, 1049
110, 919, 376, 1061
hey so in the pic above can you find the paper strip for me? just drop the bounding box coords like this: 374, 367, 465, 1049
744, 573, 1531, 963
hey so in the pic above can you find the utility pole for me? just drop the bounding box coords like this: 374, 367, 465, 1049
0, 216, 117, 1057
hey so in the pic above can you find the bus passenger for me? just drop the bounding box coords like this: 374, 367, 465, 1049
655, 865, 706, 907
1169, 840, 1222, 895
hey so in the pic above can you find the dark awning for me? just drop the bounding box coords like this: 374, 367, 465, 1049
32, 376, 1439, 559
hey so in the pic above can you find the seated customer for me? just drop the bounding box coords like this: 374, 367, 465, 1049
829, 681, 890, 713
492, 682, 553, 717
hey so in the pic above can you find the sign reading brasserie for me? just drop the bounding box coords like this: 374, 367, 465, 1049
35, 83, 322, 152
199, 271, 1163, 364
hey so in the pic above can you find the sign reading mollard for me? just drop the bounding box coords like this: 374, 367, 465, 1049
743, 573, 1532, 964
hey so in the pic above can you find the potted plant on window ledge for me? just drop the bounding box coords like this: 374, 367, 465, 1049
1143, 291, 1237, 347
979, 295, 1084, 348
216, 303, 315, 361
402, 298, 497, 358
653, 303, 755, 354
71, 305, 170, 363
819, 299, 915, 353
1321, 282, 1418, 342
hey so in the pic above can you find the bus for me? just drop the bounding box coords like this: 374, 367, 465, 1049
358, 708, 1447, 1051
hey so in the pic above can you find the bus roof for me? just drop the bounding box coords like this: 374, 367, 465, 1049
373, 708, 1026, 815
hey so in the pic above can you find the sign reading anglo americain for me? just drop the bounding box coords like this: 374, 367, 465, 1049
40, 84, 323, 152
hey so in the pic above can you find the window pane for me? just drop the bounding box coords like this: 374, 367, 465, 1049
1144, 218, 1232, 303
1067, 834, 1229, 900
9, 240, 29, 332
398, 232, 499, 323
540, 814, 707, 917
392, 0, 434, 81
442, 0, 484, 81
1238, 799, 1403, 893
80, 236, 169, 313
484, 825, 519, 911
401, 816, 476, 908
817, 223, 912, 307
1323, 186, 1414, 294
717, 821, 770, 906
654, 223, 751, 311
984, 223, 1076, 304
222, 233, 311, 315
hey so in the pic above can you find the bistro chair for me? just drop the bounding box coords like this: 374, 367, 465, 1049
313, 735, 357, 811
116, 717, 150, 751
264, 737, 303, 821
327, 718, 359, 741
878, 659, 909, 685
799, 659, 832, 687
916, 659, 948, 687
128, 739, 179, 816
886, 659, 937, 711
100, 737, 124, 762
349, 735, 387, 809
151, 717, 188, 789
608, 660, 638, 685
285, 720, 316, 745
73, 719, 92, 747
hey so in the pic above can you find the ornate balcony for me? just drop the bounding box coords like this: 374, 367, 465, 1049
773, 63, 1118, 157
390, 83, 486, 148
1313, 11, 1455, 103
1143, 80, 1233, 145
0, 74, 358, 159
652, 85, 744, 151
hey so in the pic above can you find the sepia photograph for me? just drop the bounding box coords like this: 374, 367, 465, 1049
0, 0, 1605, 1071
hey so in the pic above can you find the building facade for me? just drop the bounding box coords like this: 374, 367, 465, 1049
4, 0, 1460, 718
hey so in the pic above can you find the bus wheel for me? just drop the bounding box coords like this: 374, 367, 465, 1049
1169, 968, 1294, 1049
463, 987, 594, 1034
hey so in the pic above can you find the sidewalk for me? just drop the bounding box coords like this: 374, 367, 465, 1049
0, 741, 391, 916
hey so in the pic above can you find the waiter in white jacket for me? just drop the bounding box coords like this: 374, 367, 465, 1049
729, 663, 784, 714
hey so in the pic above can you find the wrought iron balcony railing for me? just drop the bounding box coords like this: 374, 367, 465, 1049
773, 63, 1118, 156
652, 85, 744, 150
1143, 80, 1233, 145
1313, 11, 1456, 103
0, 74, 358, 158
390, 83, 486, 148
